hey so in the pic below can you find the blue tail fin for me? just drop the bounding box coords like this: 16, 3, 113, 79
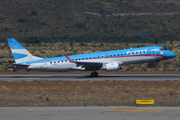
7, 38, 43, 63
7, 38, 25, 49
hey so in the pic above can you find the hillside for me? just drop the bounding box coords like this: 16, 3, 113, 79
0, 0, 180, 43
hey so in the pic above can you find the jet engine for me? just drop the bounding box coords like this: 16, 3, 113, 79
102, 62, 123, 71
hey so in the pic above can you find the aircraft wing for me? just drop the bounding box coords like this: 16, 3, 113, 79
72, 61, 103, 70
64, 54, 123, 70
64, 54, 104, 70
64, 54, 103, 64
70, 60, 103, 65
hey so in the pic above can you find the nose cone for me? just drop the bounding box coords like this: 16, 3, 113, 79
170, 52, 176, 58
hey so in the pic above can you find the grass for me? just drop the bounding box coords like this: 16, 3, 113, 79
0, 80, 180, 107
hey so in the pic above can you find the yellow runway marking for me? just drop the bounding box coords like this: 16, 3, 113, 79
106, 108, 168, 112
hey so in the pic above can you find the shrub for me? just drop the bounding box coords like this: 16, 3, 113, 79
31, 10, 37, 15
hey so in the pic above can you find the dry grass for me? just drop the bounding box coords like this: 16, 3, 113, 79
0, 80, 180, 107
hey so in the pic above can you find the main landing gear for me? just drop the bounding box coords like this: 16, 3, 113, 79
90, 71, 98, 77
156, 61, 160, 69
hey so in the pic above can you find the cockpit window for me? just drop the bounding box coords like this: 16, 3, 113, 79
163, 47, 167, 50
160, 47, 167, 51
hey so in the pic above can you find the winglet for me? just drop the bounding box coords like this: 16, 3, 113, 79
64, 54, 72, 61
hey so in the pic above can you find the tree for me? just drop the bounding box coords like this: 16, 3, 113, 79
31, 10, 37, 15
154, 40, 158, 44
170, 40, 173, 44
69, 42, 73, 46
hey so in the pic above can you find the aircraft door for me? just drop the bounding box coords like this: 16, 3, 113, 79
151, 49, 156, 56
44, 61, 48, 68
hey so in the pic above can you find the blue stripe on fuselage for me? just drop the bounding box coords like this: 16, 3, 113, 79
18, 46, 164, 64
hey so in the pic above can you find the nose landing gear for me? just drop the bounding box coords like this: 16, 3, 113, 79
156, 66, 160, 69
156, 61, 160, 69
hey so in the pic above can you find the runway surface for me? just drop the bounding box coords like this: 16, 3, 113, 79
0, 74, 180, 81
1, 107, 180, 120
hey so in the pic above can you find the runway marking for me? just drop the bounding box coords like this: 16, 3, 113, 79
106, 108, 168, 112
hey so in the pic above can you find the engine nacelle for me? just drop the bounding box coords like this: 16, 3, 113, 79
102, 62, 123, 71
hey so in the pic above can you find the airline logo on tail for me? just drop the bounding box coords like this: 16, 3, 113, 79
12, 53, 28, 60
7, 38, 25, 50
7, 38, 43, 63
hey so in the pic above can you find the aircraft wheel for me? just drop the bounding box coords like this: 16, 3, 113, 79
90, 72, 98, 77
90, 73, 94, 77
94, 72, 98, 77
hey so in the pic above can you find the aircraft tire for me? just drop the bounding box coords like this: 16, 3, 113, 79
90, 72, 98, 77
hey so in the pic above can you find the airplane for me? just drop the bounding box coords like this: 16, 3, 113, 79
7, 38, 176, 77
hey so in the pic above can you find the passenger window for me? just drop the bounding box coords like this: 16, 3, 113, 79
54, 61, 56, 63
140, 52, 142, 54
94, 57, 95, 59
160, 48, 163, 51
106, 55, 108, 57
118, 54, 119, 56
110, 55, 112, 57
121, 54, 123, 55
143, 51, 146, 53
136, 52, 138, 54
114, 55, 116, 56
50, 62, 52, 64
102, 56, 104, 58
125, 53, 126, 55
65, 60, 67, 62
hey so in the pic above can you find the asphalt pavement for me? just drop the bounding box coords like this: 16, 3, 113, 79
0, 74, 180, 81
0, 107, 180, 120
